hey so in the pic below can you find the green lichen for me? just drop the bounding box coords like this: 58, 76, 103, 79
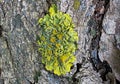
90, 29, 96, 37
37, 4, 78, 76
33, 71, 41, 83
73, 0, 80, 10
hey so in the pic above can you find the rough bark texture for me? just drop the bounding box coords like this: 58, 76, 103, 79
0, 0, 120, 84
99, 0, 120, 82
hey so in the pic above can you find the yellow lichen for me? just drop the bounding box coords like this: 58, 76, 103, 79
50, 37, 56, 43
73, 0, 80, 10
37, 4, 78, 76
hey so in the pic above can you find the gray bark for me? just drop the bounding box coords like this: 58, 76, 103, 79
0, 0, 120, 84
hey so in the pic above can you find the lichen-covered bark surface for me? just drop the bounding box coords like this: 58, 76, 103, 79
0, 0, 120, 84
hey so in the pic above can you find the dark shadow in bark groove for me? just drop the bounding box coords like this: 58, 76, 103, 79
0, 25, 3, 37
87, 0, 116, 82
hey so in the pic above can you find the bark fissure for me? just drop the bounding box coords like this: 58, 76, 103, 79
88, 0, 116, 82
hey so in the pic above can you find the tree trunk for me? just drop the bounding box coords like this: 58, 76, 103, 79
0, 0, 119, 84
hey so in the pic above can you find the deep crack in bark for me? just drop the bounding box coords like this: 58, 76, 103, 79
0, 25, 3, 37
88, 0, 118, 82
